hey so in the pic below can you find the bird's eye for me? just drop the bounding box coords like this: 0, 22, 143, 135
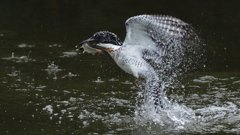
93, 34, 100, 40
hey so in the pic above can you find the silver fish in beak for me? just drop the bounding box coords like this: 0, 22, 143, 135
76, 38, 103, 54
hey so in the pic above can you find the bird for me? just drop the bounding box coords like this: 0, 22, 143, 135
76, 15, 198, 111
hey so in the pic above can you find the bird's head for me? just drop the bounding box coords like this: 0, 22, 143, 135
76, 31, 122, 54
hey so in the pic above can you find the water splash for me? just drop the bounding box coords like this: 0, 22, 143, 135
131, 74, 240, 134
108, 78, 119, 82
61, 72, 78, 79
48, 44, 63, 48
61, 51, 78, 57
42, 105, 53, 114
7, 70, 20, 77
18, 43, 35, 48
44, 62, 63, 79
93, 76, 104, 83
132, 35, 206, 132
134, 82, 198, 130
24, 71, 239, 134
121, 80, 133, 85
2, 52, 35, 62
44, 62, 62, 73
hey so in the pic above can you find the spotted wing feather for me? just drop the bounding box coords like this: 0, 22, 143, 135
123, 15, 199, 76
124, 15, 197, 47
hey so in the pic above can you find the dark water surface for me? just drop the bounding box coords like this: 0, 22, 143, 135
0, 1, 240, 134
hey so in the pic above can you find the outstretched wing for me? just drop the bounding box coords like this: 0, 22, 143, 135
123, 15, 199, 76
124, 15, 197, 48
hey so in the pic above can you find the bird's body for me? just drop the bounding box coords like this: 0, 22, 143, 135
76, 15, 198, 110
110, 45, 154, 79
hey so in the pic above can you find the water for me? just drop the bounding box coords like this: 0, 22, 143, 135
133, 74, 240, 134
1, 1, 240, 134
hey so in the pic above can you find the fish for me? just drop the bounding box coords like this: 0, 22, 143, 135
76, 43, 102, 54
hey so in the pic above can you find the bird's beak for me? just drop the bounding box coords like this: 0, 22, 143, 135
75, 37, 95, 50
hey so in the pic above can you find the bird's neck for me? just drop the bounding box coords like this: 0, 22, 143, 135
97, 43, 120, 49
96, 43, 121, 54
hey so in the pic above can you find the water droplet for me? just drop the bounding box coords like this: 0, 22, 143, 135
108, 78, 119, 82
121, 80, 133, 84
11, 52, 15, 58
18, 43, 27, 48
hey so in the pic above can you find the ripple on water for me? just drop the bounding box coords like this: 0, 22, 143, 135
18, 43, 35, 48
108, 78, 119, 82
130, 74, 240, 134
2, 52, 35, 63
121, 80, 133, 85
93, 77, 104, 83
233, 80, 240, 84
10, 72, 240, 134
48, 44, 62, 47
43, 63, 64, 80
7, 70, 20, 77
61, 52, 78, 57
